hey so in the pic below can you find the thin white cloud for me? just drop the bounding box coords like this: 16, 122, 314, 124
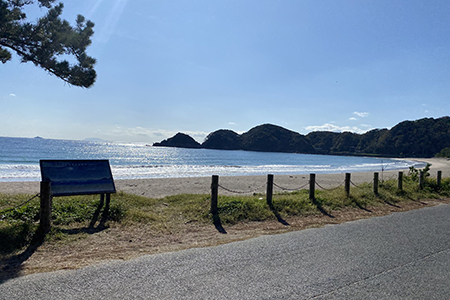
349, 117, 357, 121
228, 122, 237, 125
96, 0, 130, 43
305, 123, 369, 134
353, 111, 369, 117
9, 93, 16, 97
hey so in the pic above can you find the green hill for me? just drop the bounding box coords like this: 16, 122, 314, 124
153, 133, 201, 148
153, 117, 450, 158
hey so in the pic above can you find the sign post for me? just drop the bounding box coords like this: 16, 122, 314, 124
39, 160, 116, 232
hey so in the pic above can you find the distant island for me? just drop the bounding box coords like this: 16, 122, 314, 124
153, 117, 450, 158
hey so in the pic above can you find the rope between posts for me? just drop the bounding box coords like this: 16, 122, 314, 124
315, 180, 345, 191
0, 193, 40, 215
273, 181, 310, 191
218, 183, 266, 194
350, 180, 371, 189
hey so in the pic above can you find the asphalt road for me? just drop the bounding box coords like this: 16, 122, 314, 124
2, 204, 450, 299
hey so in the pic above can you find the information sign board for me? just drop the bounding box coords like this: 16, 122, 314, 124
40, 160, 116, 196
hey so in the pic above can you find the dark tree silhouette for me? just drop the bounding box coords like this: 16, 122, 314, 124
0, 0, 96, 87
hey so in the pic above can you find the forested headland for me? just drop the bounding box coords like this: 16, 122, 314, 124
153, 117, 450, 158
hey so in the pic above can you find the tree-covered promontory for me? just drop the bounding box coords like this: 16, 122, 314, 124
202, 130, 241, 150
153, 133, 201, 149
153, 117, 450, 158
239, 124, 314, 153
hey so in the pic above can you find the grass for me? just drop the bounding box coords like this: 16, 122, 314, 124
1, 175, 450, 258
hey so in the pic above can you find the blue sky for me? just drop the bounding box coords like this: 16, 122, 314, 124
1, 0, 450, 143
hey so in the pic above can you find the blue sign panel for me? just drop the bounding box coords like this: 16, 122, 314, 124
40, 160, 116, 196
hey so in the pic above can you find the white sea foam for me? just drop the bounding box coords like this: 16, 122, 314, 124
0, 160, 424, 182
0, 137, 426, 182
0, 164, 41, 181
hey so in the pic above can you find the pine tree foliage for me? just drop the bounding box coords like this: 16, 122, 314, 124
0, 0, 96, 87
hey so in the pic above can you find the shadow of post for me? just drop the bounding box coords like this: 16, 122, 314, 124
407, 195, 428, 205
0, 228, 45, 283
89, 194, 110, 230
348, 197, 372, 213
311, 198, 335, 218
268, 203, 290, 226
383, 200, 402, 208
89, 194, 104, 228
212, 214, 227, 234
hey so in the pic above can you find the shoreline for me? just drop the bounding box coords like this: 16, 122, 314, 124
0, 158, 448, 199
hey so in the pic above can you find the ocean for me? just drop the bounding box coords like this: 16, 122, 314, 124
0, 136, 425, 182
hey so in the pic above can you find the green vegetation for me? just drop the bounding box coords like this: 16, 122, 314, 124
407, 163, 431, 182
153, 133, 201, 148
436, 147, 450, 158
2, 171, 450, 257
158, 116, 450, 158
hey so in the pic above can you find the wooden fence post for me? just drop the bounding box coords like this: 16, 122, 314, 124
267, 174, 274, 208
373, 172, 379, 195
398, 171, 403, 191
437, 171, 442, 188
419, 170, 424, 190
39, 181, 52, 234
345, 173, 351, 197
309, 173, 316, 200
210, 175, 219, 215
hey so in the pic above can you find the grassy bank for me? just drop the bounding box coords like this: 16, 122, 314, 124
1, 172, 450, 258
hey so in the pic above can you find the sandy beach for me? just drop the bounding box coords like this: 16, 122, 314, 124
0, 158, 448, 198
0, 158, 450, 198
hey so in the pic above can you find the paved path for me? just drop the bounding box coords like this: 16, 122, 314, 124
2, 204, 450, 299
